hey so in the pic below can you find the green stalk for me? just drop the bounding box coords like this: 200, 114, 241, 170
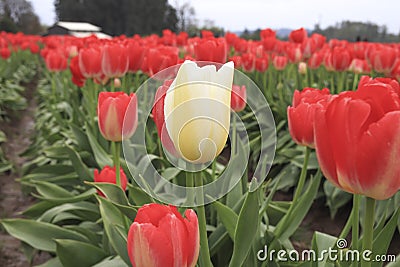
232, 115, 237, 156
352, 194, 360, 267
185, 172, 195, 206
110, 77, 115, 92
352, 73, 359, 91
361, 197, 375, 267
292, 146, 310, 203
195, 172, 213, 267
113, 141, 121, 187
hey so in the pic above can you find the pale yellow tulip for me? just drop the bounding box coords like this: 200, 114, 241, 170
164, 60, 234, 163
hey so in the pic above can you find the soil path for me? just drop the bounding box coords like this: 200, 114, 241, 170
0, 79, 49, 267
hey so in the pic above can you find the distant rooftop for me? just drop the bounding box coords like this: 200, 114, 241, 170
70, 31, 111, 39
56, 21, 102, 32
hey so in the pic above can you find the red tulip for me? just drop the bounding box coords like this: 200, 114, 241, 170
45, 50, 68, 72
0, 47, 11, 59
97, 92, 138, 142
29, 43, 40, 54
287, 88, 331, 148
79, 47, 103, 78
301, 38, 317, 59
331, 46, 352, 72
127, 204, 200, 267
369, 45, 397, 74
194, 38, 227, 64
101, 43, 129, 78
146, 46, 179, 76
94, 165, 128, 197
390, 60, 400, 82
152, 80, 177, 156
231, 85, 247, 112
69, 58, 86, 87
255, 56, 269, 72
260, 28, 276, 40
127, 41, 145, 72
241, 53, 255, 72
286, 44, 303, 63
314, 76, 400, 200
262, 37, 276, 53
224, 32, 239, 47
308, 51, 324, 69
289, 28, 307, 44
349, 59, 371, 74
272, 55, 288, 70
310, 33, 326, 50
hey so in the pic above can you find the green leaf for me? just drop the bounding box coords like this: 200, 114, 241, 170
371, 208, 400, 267
87, 182, 129, 205
33, 181, 73, 198
32, 182, 96, 204
56, 239, 107, 267
213, 201, 238, 240
38, 202, 99, 223
98, 196, 131, 265
70, 123, 91, 152
324, 180, 352, 218
92, 256, 128, 267
127, 184, 154, 206
87, 182, 137, 220
274, 171, 322, 242
87, 127, 113, 168
0, 219, 88, 252
229, 178, 260, 267
34, 257, 63, 267
64, 145, 92, 181
311, 231, 337, 267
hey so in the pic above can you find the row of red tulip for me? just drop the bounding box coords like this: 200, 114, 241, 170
1, 28, 400, 86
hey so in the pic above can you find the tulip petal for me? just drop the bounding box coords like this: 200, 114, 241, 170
127, 222, 173, 267
164, 60, 234, 163
184, 209, 200, 267
355, 111, 400, 199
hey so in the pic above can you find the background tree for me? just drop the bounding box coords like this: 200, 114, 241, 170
313, 21, 400, 42
54, 0, 178, 36
0, 0, 42, 34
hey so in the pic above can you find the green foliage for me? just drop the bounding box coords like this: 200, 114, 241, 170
0, 0, 43, 34
313, 20, 400, 42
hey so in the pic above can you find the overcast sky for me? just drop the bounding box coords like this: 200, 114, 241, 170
31, 0, 400, 34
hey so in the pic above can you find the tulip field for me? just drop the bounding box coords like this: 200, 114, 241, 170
0, 27, 400, 267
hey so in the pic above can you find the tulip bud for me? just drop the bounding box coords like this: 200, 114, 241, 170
127, 204, 200, 267
114, 78, 121, 88
298, 62, 307, 75
101, 43, 129, 78
164, 60, 234, 163
231, 85, 247, 112
94, 166, 127, 197
97, 92, 138, 142
287, 88, 331, 148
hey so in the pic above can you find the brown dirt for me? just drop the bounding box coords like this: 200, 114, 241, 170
0, 79, 50, 267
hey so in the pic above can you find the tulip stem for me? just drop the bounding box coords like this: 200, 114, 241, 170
195, 172, 213, 267
232, 115, 237, 155
352, 73, 359, 91
352, 194, 360, 253
113, 141, 121, 187
361, 197, 375, 267
185, 172, 195, 206
292, 146, 310, 203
